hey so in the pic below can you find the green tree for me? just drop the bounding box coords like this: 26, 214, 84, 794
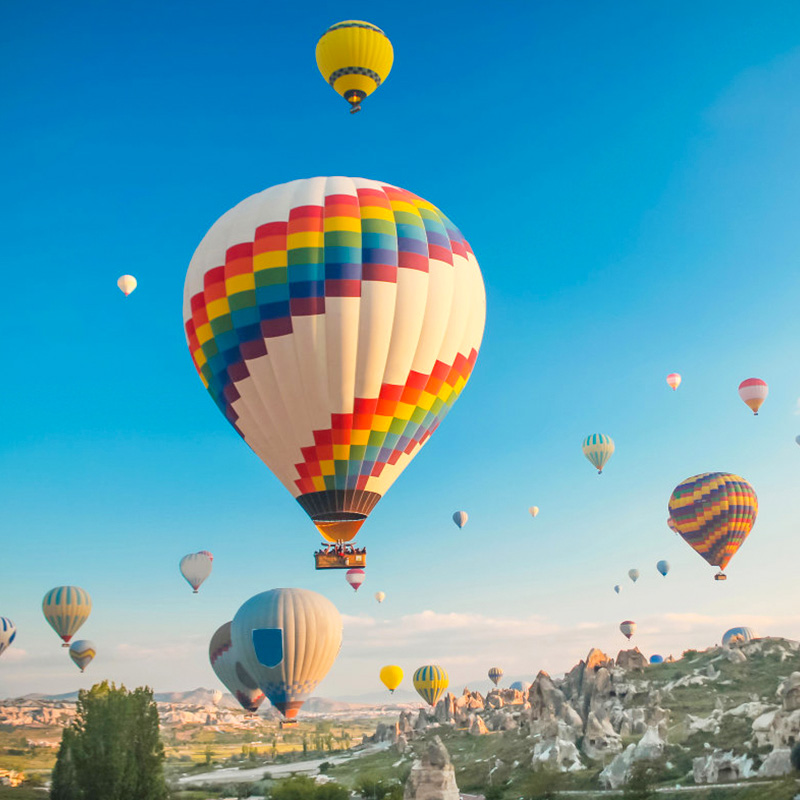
315, 782, 349, 800
623, 758, 664, 799
520, 769, 564, 800
271, 774, 318, 800
49, 681, 167, 800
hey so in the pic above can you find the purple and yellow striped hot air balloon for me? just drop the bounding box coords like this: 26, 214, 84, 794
42, 587, 91, 647
668, 472, 757, 580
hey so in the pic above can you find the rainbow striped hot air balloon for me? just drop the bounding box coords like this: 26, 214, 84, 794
582, 434, 614, 474
413, 664, 449, 706
738, 378, 768, 415
668, 472, 757, 580
183, 178, 485, 554
42, 587, 92, 647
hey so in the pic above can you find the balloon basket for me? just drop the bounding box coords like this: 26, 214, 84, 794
314, 544, 367, 570
714, 572, 727, 581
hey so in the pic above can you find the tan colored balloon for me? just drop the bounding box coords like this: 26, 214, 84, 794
231, 588, 342, 719
117, 275, 137, 296
529, 506, 539, 518
375, 591, 386, 603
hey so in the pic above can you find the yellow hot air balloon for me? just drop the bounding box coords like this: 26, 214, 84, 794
380, 664, 403, 693
413, 664, 449, 706
42, 586, 92, 647
117, 275, 137, 296
316, 21, 394, 113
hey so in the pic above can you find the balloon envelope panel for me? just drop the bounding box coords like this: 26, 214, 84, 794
209, 621, 265, 713
184, 177, 485, 543
722, 627, 757, 646
0, 618, 16, 657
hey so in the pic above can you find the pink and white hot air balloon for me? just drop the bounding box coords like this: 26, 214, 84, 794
345, 568, 365, 592
666, 373, 681, 391
738, 378, 768, 415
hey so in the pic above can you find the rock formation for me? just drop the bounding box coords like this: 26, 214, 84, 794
403, 736, 459, 800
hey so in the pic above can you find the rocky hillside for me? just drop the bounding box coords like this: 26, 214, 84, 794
364, 637, 800, 793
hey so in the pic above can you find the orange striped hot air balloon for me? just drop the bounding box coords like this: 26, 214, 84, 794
738, 378, 768, 415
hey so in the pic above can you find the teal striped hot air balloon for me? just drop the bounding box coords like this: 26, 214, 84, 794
582, 434, 614, 474
42, 586, 92, 647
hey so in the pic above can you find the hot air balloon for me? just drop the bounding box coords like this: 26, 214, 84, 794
666, 373, 681, 390
209, 622, 266, 713
529, 506, 539, 518
379, 665, 403, 693
649, 654, 664, 664
796, 435, 800, 446
488, 666, 503, 686
375, 591, 386, 603
413, 665, 449, 707
117, 275, 137, 296
509, 680, 531, 693
628, 569, 639, 583
613, 584, 620, 594
620, 620, 636, 640
722, 627, 757, 646
668, 472, 757, 580
738, 378, 768, 415
345, 568, 365, 592
667, 517, 678, 534
656, 560, 670, 577
183, 178, 486, 569
231, 588, 342, 720
0, 618, 16, 658
316, 21, 394, 113
180, 552, 213, 593
452, 511, 469, 529
43, 587, 91, 647
68, 640, 96, 673
582, 434, 614, 474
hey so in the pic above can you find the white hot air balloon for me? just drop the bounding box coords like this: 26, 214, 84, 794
180, 552, 213, 593
620, 620, 636, 640
738, 378, 768, 415
0, 618, 16, 657
69, 640, 96, 673
231, 588, 342, 720
209, 622, 265, 713
117, 275, 137, 296
628, 569, 640, 583
529, 506, 539, 518
374, 591, 386, 603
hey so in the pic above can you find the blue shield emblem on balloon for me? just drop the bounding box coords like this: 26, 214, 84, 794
252, 628, 284, 668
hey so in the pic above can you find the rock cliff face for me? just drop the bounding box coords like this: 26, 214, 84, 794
403, 736, 459, 800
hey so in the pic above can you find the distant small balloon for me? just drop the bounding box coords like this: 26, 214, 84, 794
117, 275, 137, 296
620, 620, 636, 640
413, 664, 449, 706
582, 434, 614, 474
375, 591, 386, 604
795, 435, 800, 446
529, 506, 539, 518
628, 569, 639, 583
0, 618, 16, 658
613, 585, 620, 594
345, 568, 365, 592
180, 552, 213, 593
380, 665, 403, 694
738, 378, 768, 415
666, 373, 681, 390
509, 680, 531, 693
649, 654, 664, 664
488, 666, 503, 686
722, 627, 757, 646
452, 511, 468, 529
69, 640, 96, 673
43, 587, 92, 647
656, 560, 670, 577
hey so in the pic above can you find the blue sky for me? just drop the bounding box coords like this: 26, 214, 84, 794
2, 0, 800, 700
